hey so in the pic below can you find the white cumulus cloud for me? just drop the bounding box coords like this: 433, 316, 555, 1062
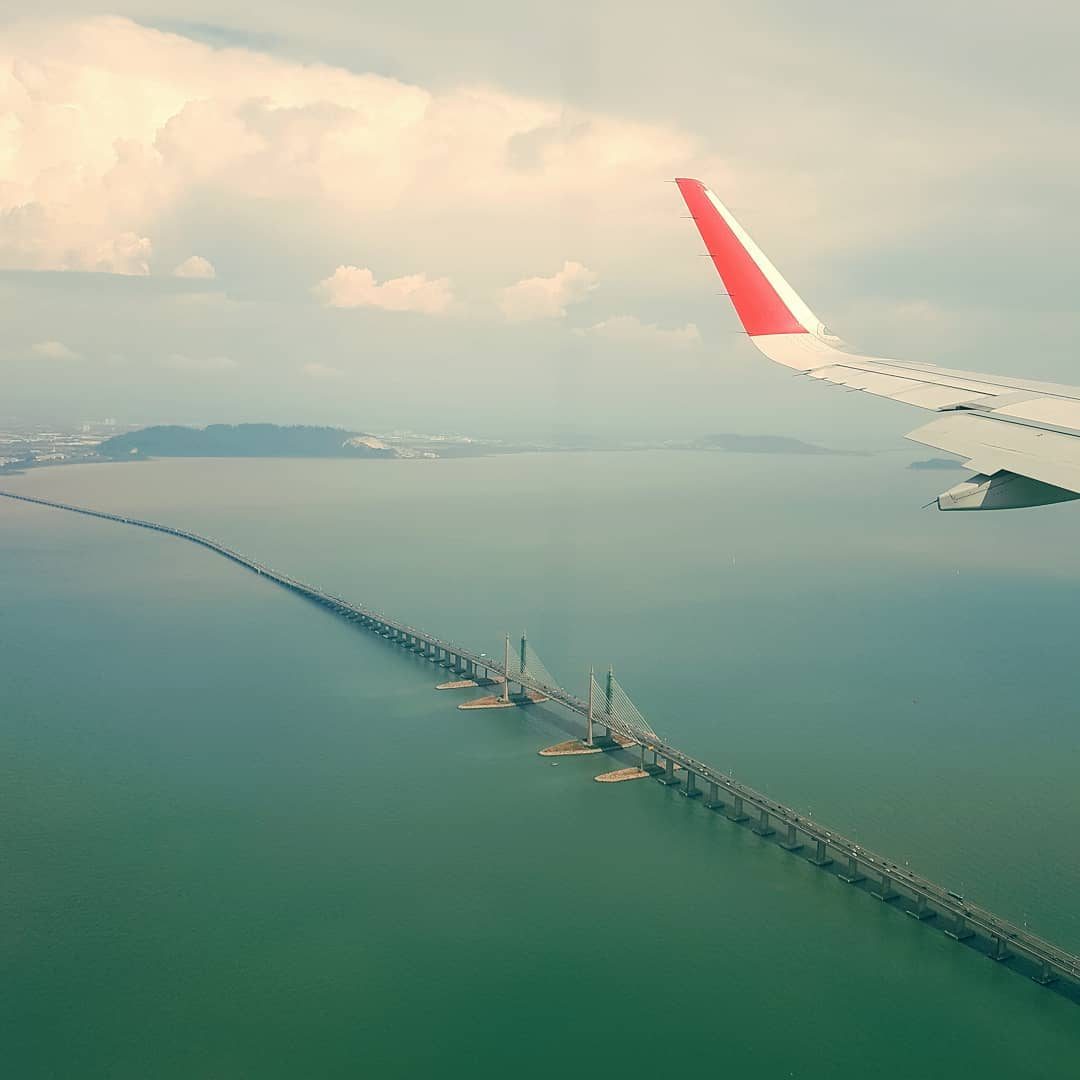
0, 17, 705, 285
498, 260, 598, 322
31, 339, 80, 360
315, 267, 454, 314
173, 255, 216, 279
576, 315, 701, 349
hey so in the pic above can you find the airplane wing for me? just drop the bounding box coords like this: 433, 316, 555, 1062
676, 177, 1080, 510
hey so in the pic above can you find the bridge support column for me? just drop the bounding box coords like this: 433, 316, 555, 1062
905, 891, 934, 919
704, 781, 723, 811
1033, 961, 1057, 986
753, 808, 775, 837
990, 935, 1009, 962
779, 823, 802, 851
839, 854, 865, 884
586, 669, 596, 747
502, 635, 511, 703
656, 757, 680, 786
681, 770, 702, 798
945, 913, 974, 942
726, 795, 749, 823
809, 839, 832, 867
872, 872, 895, 902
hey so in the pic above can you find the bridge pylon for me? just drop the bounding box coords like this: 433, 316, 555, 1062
586, 668, 658, 748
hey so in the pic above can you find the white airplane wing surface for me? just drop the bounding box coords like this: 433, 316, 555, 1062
676, 177, 1080, 510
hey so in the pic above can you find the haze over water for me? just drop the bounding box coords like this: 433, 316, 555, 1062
4, 452, 1080, 1077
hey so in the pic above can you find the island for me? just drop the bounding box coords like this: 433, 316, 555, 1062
97, 424, 399, 459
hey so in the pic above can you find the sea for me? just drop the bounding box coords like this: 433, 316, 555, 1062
3, 452, 1080, 1077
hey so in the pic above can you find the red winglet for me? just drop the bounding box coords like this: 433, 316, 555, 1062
676, 178, 808, 338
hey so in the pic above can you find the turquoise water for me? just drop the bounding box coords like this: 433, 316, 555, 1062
3, 453, 1080, 1077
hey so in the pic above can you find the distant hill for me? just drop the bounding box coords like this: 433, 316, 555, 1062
98, 424, 397, 459
683, 432, 847, 455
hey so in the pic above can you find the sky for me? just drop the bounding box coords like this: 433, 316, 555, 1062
4, 2, 1080, 445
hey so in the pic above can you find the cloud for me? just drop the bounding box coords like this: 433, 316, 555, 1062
173, 255, 216, 279
31, 339, 80, 360
158, 353, 236, 372
575, 315, 701, 350
0, 16, 704, 287
498, 260, 598, 321
314, 266, 454, 314
302, 361, 343, 378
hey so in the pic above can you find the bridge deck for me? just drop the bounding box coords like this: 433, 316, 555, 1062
3, 488, 1078, 994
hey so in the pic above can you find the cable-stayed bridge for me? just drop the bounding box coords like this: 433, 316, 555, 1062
3, 487, 1079, 1003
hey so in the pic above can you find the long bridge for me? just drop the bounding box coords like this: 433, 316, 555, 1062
4, 488, 1079, 1001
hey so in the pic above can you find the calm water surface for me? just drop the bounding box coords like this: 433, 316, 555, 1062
3, 453, 1080, 1077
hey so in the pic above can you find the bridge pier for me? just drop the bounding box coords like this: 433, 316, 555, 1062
779, 822, 802, 851
839, 854, 865, 885
681, 770, 702, 799
990, 935, 1010, 963
641, 749, 662, 776
725, 795, 750, 823
871, 872, 896, 902
1033, 961, 1057, 986
905, 891, 934, 919
704, 781, 724, 811
945, 913, 974, 942
809, 839, 832, 867
752, 807, 775, 837
656, 757, 680, 786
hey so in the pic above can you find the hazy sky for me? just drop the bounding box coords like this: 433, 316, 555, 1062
4, 3, 1080, 444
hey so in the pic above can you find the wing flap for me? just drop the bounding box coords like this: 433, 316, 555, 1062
906, 413, 1080, 495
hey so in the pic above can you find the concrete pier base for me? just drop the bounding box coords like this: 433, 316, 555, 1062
905, 892, 935, 919
704, 781, 724, 811
989, 936, 1010, 962
538, 739, 603, 757
641, 749, 663, 776
725, 795, 750, 823
459, 690, 547, 710
594, 767, 649, 783
1033, 962, 1057, 986
945, 914, 974, 942
809, 839, 832, 867
871, 873, 896, 902
839, 855, 866, 885
435, 676, 503, 690
681, 771, 703, 799
752, 808, 775, 837
779, 823, 802, 852
655, 758, 681, 786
